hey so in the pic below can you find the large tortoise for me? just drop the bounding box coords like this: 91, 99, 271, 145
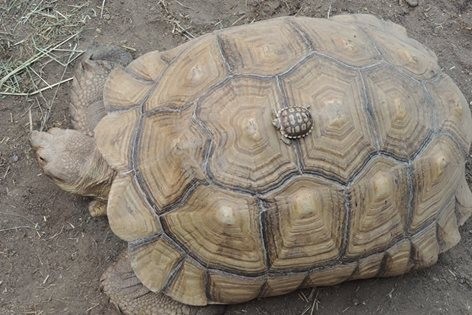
31, 14, 472, 314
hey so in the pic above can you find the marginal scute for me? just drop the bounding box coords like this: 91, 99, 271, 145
163, 185, 266, 274
159, 38, 195, 63
427, 74, 472, 150
303, 262, 357, 287
294, 17, 381, 67
260, 273, 307, 297
145, 35, 227, 110
411, 136, 464, 231
107, 174, 162, 242
282, 57, 376, 181
332, 14, 407, 37
94, 108, 139, 170
351, 252, 384, 280
130, 237, 183, 293
126, 50, 168, 81
411, 224, 439, 269
138, 109, 206, 210
436, 199, 461, 252
347, 157, 408, 257
381, 239, 412, 277
263, 177, 344, 270
455, 176, 472, 225
103, 66, 154, 111
208, 272, 265, 304
198, 77, 298, 191
364, 65, 433, 159
165, 259, 207, 306
218, 18, 310, 75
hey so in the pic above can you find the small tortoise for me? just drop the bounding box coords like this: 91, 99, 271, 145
31, 14, 472, 315
272, 106, 314, 144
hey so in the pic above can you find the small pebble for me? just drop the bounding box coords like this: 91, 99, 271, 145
96, 28, 101, 33
103, 13, 111, 20
9, 154, 18, 163
405, 0, 419, 7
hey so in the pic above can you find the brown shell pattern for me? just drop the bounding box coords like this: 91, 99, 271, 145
95, 14, 472, 306
277, 107, 314, 139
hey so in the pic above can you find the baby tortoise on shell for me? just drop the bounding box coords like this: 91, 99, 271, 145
272, 106, 314, 144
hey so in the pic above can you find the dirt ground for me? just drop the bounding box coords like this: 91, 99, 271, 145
1, 0, 472, 314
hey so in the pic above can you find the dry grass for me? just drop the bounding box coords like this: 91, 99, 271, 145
0, 0, 94, 96
0, 0, 104, 130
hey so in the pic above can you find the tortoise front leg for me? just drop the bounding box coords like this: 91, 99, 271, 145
88, 199, 108, 217
70, 45, 133, 136
31, 128, 115, 204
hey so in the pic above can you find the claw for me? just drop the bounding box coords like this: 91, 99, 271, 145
30, 130, 52, 148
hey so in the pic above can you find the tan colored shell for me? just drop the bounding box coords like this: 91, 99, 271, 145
94, 14, 472, 306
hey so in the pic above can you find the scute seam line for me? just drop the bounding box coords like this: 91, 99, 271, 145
358, 69, 381, 151
215, 33, 234, 74
257, 198, 272, 273
285, 17, 315, 51
275, 74, 305, 173
162, 255, 186, 295
405, 160, 415, 236
339, 188, 352, 259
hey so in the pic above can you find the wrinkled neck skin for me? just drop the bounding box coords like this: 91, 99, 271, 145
56, 148, 115, 200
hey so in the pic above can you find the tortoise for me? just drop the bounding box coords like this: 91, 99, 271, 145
30, 14, 472, 315
272, 106, 314, 144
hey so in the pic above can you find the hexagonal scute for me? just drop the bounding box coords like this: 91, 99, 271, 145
427, 74, 472, 151
362, 24, 440, 80
262, 176, 345, 271
293, 17, 381, 67
137, 109, 207, 210
198, 77, 299, 192
281, 57, 376, 182
163, 185, 266, 275
218, 18, 310, 75
411, 136, 464, 231
347, 157, 409, 257
145, 35, 228, 111
364, 65, 433, 159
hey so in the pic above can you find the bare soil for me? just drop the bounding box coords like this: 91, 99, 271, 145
1, 0, 472, 314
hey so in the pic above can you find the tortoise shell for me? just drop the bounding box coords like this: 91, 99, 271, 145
94, 14, 472, 306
